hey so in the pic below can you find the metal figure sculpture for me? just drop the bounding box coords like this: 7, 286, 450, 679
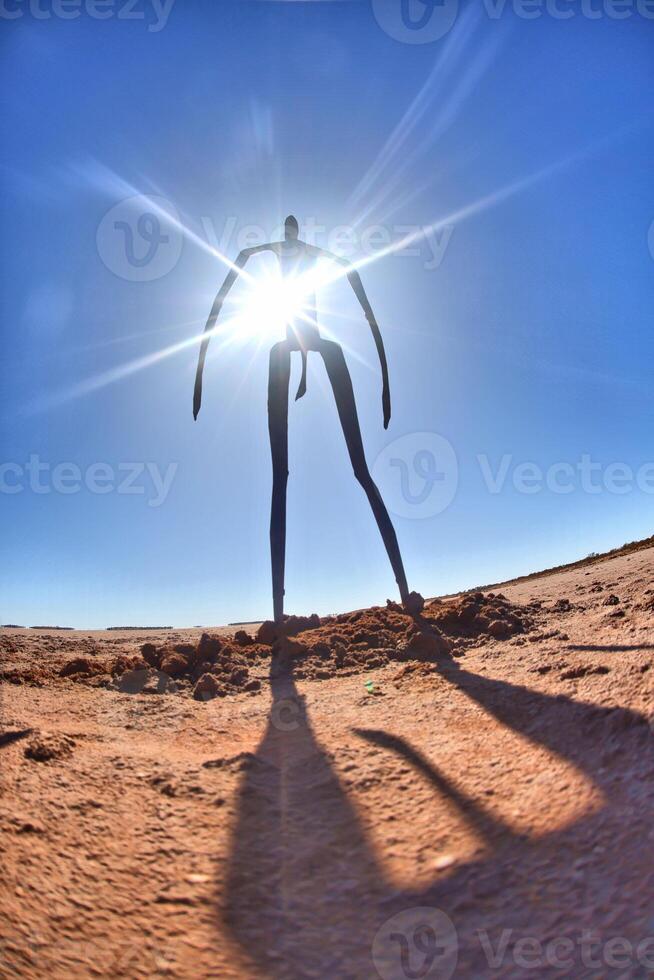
193, 215, 416, 622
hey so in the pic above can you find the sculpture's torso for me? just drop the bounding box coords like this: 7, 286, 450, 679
275, 239, 320, 349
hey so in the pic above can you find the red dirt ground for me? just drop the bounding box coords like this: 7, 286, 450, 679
1, 543, 654, 978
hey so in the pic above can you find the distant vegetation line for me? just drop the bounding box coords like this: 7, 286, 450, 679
106, 626, 173, 631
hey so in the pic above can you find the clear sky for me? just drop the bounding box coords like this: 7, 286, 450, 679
1, 0, 653, 628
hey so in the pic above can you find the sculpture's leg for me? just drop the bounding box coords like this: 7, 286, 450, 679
268, 341, 291, 622
319, 339, 410, 602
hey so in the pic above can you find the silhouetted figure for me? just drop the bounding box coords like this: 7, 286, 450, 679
194, 215, 412, 621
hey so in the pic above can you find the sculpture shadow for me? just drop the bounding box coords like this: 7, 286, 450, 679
220, 661, 387, 978
219, 657, 654, 978
430, 658, 652, 793
0, 728, 33, 748
566, 643, 654, 652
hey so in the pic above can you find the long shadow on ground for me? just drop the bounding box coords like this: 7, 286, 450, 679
220, 657, 654, 979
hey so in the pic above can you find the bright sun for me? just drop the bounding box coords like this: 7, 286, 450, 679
230, 270, 316, 341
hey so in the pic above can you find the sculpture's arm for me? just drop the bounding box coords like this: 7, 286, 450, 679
345, 264, 391, 429
307, 245, 391, 429
193, 246, 267, 420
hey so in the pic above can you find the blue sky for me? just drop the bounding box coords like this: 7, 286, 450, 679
1, 0, 653, 628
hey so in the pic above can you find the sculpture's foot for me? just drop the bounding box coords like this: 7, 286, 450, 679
257, 612, 321, 648
402, 590, 425, 616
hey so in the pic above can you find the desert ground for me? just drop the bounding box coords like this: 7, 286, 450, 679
2, 540, 654, 979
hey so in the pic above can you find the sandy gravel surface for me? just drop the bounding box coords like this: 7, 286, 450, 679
1, 545, 654, 979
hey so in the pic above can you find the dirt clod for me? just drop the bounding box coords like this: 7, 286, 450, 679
193, 673, 223, 701
24, 733, 75, 762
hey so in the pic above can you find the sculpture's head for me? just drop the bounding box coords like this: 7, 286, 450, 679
284, 214, 299, 241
